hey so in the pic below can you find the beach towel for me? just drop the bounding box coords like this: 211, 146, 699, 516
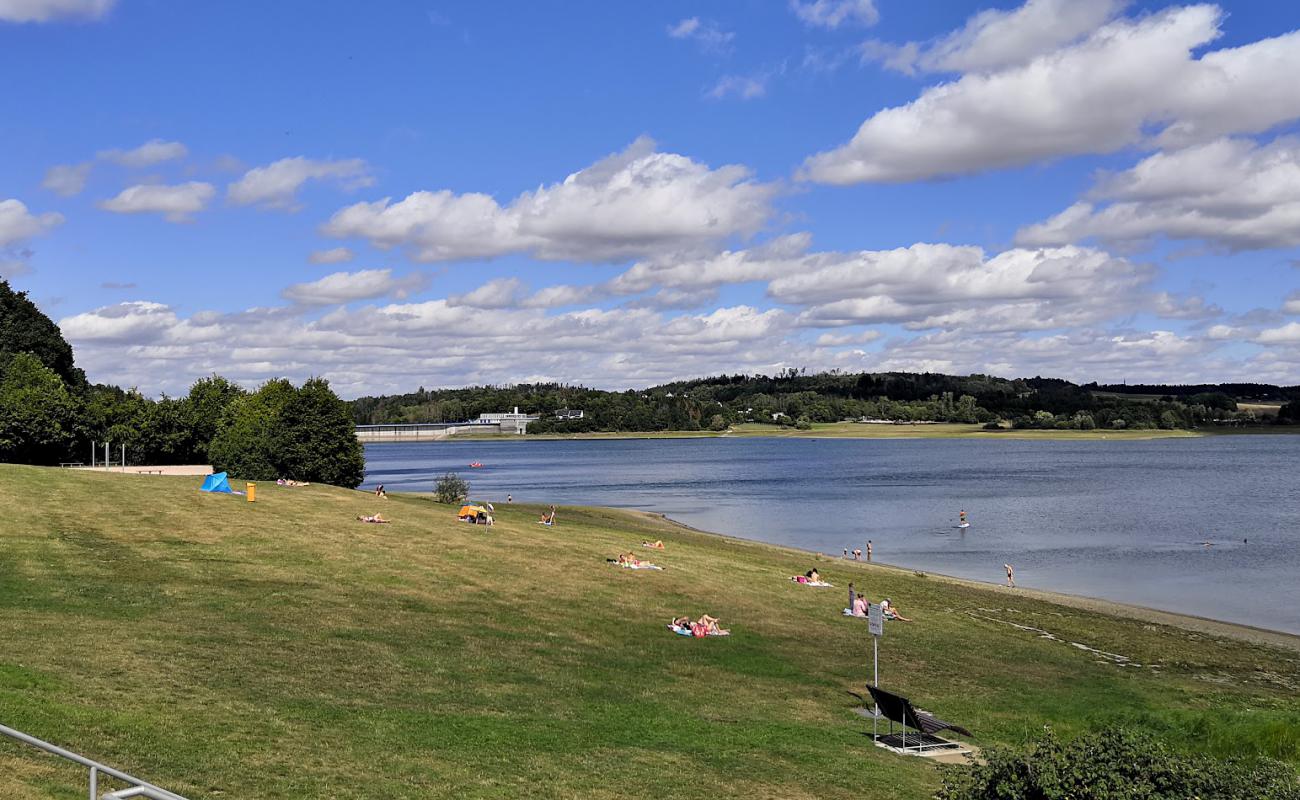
620, 563, 663, 570
667, 624, 729, 637
842, 609, 868, 618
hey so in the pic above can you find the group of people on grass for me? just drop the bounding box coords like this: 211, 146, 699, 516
843, 581, 913, 622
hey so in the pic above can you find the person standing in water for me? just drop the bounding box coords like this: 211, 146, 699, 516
959, 510, 968, 525
866, 540, 873, 562
1004, 563, 1015, 588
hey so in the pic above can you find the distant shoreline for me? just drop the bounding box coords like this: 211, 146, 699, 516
363, 421, 1244, 443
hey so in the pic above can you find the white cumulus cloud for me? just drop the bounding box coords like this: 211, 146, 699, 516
281, 269, 427, 306
322, 137, 777, 263
864, 0, 1124, 76
308, 246, 355, 265
228, 157, 372, 210
0, 0, 113, 22
1017, 137, 1300, 251
42, 162, 92, 196
98, 139, 189, 168
803, 6, 1300, 183
0, 198, 64, 246
99, 182, 215, 222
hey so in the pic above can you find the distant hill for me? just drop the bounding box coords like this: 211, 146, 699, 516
351, 370, 1300, 432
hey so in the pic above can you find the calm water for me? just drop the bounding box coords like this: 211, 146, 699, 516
363, 436, 1300, 634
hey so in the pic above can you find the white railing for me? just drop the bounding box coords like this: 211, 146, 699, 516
0, 723, 190, 800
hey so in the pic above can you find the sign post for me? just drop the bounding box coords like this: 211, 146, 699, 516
868, 602, 884, 738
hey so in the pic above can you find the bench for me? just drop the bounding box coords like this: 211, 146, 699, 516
866, 685, 972, 756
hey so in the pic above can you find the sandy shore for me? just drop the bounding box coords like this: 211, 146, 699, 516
638, 510, 1300, 653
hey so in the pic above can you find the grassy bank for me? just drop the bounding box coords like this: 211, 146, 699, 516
0, 465, 1297, 799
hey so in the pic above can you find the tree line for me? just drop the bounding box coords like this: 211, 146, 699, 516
353, 368, 1300, 433
0, 281, 363, 487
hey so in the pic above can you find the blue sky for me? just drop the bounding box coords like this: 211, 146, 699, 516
3, 0, 1299, 396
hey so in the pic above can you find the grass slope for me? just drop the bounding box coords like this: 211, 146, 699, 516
0, 465, 1296, 799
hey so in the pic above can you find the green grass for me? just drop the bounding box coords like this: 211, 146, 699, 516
0, 465, 1297, 799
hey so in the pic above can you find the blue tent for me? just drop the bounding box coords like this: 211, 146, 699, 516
200, 472, 233, 493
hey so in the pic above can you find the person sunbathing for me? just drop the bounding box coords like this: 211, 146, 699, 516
642, 540, 665, 549
617, 553, 641, 567
880, 598, 912, 622
671, 614, 728, 636
357, 514, 389, 524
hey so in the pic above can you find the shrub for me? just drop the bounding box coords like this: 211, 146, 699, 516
434, 472, 469, 504
938, 728, 1300, 800
794, 415, 813, 430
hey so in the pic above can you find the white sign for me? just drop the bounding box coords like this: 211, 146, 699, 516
868, 602, 884, 636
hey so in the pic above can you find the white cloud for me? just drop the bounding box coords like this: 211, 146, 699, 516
1152, 292, 1221, 320
666, 17, 734, 53
0, 198, 64, 246
322, 137, 777, 263
520, 284, 601, 309
59, 301, 179, 343
802, 6, 1300, 183
790, 0, 878, 29
1017, 137, 1300, 251
42, 162, 92, 196
707, 74, 769, 101
865, 0, 1124, 76
99, 182, 215, 222
0, 0, 113, 22
227, 157, 372, 210
448, 277, 526, 309
815, 330, 882, 346
308, 246, 355, 265
770, 244, 1151, 333
1257, 322, 1300, 344
281, 269, 427, 306
1283, 291, 1300, 316
99, 139, 188, 168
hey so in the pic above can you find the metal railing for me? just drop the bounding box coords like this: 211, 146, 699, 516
0, 723, 190, 800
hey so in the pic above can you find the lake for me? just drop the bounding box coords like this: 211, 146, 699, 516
363, 435, 1300, 634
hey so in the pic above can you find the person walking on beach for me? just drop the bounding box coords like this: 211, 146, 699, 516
1004, 563, 1015, 588
852, 548, 862, 561
866, 540, 873, 562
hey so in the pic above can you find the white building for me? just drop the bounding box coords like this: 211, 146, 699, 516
476, 407, 540, 434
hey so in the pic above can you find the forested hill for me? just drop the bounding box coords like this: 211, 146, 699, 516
350, 371, 1300, 433
1093, 382, 1298, 401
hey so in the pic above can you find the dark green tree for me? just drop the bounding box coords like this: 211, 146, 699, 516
270, 377, 365, 488
0, 279, 84, 387
208, 379, 297, 481
182, 376, 246, 462
0, 352, 78, 464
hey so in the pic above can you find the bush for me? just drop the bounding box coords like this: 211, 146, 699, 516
434, 472, 469, 504
938, 728, 1300, 800
794, 415, 813, 430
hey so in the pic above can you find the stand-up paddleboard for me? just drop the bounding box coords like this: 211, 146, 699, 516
955, 522, 970, 529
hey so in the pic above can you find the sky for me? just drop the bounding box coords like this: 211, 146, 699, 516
2, 0, 1300, 398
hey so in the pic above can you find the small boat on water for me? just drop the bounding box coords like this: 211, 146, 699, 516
469, 462, 484, 468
